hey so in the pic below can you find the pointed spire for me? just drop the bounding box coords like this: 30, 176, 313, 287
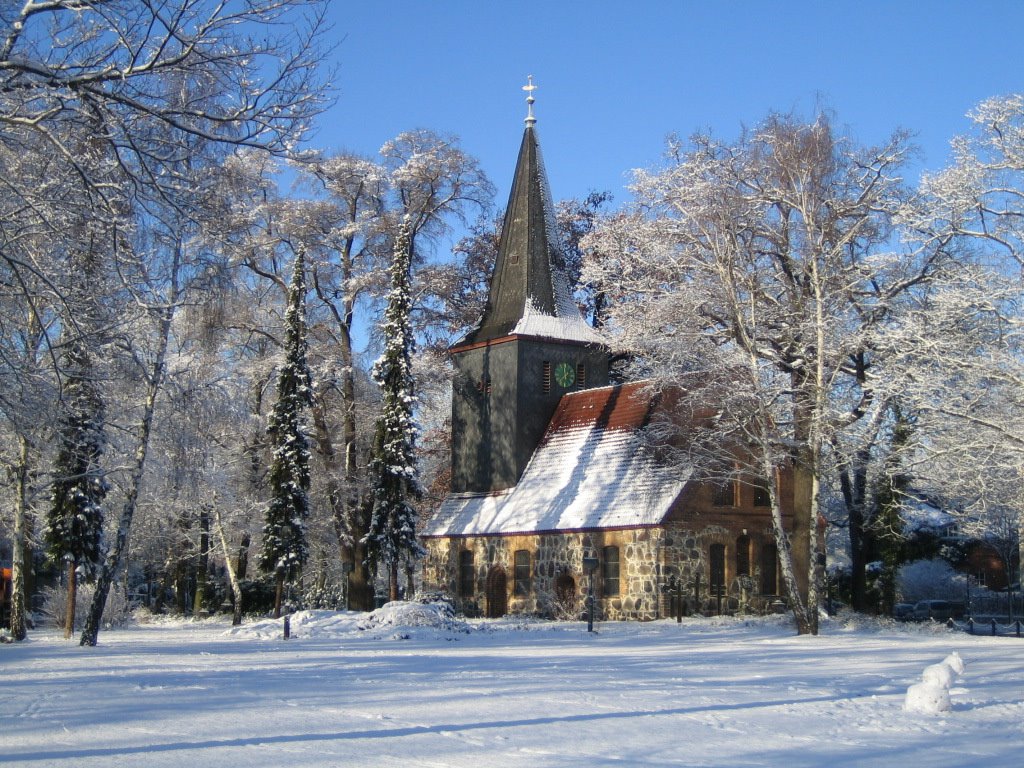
452, 80, 603, 350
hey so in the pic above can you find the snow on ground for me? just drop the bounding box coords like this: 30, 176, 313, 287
2, 604, 1022, 767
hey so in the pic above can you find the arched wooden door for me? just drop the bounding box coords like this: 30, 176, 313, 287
485, 566, 508, 618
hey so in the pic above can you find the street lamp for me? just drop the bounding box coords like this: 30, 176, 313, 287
583, 556, 599, 633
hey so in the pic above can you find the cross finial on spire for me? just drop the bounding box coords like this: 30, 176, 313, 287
522, 75, 537, 126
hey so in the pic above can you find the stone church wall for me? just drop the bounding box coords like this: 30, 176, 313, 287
422, 518, 783, 621
424, 526, 713, 621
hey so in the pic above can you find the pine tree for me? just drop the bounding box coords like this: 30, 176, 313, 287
259, 250, 313, 618
45, 340, 109, 639
365, 217, 424, 602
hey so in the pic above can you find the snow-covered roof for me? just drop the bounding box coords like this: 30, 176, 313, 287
423, 382, 691, 537
902, 497, 959, 535
509, 298, 606, 345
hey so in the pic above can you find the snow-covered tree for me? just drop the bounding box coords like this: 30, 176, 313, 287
895, 94, 1024, 604
584, 113, 939, 633
45, 340, 109, 638
288, 151, 389, 610
915, 94, 1024, 271
364, 218, 424, 602
0, 1, 327, 211
259, 250, 313, 618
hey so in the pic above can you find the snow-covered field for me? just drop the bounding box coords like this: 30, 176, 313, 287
3, 605, 1022, 767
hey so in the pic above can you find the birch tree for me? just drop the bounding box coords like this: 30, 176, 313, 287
585, 113, 943, 633
899, 93, 1024, 598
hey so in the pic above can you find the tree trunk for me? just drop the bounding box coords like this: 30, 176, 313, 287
193, 507, 209, 615
345, 522, 375, 611
790, 461, 813, 610
80, 292, 175, 646
64, 561, 77, 640
273, 572, 284, 619
213, 507, 245, 626
840, 466, 867, 612
388, 561, 399, 602
9, 435, 31, 641
768, 464, 813, 635
237, 533, 250, 580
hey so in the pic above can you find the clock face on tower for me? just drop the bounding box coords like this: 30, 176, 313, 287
554, 362, 575, 388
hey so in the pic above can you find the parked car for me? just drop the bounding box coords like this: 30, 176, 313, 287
912, 599, 962, 622
893, 603, 915, 621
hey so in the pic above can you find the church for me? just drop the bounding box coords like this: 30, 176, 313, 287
420, 86, 796, 620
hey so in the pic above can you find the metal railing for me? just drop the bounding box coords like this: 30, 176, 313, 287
947, 617, 1023, 637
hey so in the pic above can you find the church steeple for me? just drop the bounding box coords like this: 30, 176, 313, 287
448, 80, 608, 494
455, 78, 602, 350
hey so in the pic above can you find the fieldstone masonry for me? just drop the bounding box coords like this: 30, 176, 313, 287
423, 520, 782, 621
428, 525, 709, 621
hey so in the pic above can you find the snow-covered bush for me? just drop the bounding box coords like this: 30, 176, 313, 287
38, 583, 92, 630
897, 559, 967, 603
299, 582, 346, 611
38, 582, 133, 630
538, 591, 582, 621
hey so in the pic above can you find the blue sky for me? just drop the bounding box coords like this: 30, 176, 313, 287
314, 1, 1022, 214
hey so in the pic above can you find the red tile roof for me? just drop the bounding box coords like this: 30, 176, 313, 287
422, 381, 691, 538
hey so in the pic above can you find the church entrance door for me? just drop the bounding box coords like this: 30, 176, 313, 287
485, 566, 507, 618
555, 572, 577, 618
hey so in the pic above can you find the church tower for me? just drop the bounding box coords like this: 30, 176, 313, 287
449, 78, 609, 494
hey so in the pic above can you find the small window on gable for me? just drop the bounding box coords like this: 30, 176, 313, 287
459, 550, 475, 597
602, 545, 620, 596
514, 550, 531, 596
576, 363, 586, 390
713, 481, 736, 507
753, 482, 771, 507
542, 361, 551, 394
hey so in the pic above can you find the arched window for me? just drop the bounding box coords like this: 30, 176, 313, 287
459, 550, 474, 597
735, 535, 751, 576
602, 546, 620, 596
513, 550, 531, 596
709, 543, 726, 592
760, 542, 778, 595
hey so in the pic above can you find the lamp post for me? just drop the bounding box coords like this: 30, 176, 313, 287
583, 556, 599, 633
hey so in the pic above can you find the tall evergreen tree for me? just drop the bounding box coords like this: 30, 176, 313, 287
259, 250, 313, 618
365, 217, 424, 601
45, 340, 109, 639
